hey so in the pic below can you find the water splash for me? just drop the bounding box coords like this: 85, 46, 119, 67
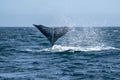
58, 27, 104, 47
53, 25, 119, 52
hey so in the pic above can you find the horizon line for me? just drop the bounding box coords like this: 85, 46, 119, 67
0, 25, 120, 27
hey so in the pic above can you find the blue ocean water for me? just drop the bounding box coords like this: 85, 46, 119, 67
0, 27, 120, 80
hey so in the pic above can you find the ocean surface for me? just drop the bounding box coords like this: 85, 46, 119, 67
0, 27, 120, 80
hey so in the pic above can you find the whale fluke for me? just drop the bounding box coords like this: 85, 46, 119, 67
33, 24, 70, 46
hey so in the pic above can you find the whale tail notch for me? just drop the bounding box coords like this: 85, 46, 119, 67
33, 24, 70, 46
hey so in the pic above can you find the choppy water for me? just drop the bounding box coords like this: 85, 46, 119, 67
0, 27, 120, 80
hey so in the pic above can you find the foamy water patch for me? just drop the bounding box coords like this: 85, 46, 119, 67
39, 45, 119, 52
19, 45, 119, 53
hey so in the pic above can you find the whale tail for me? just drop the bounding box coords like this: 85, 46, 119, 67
33, 24, 70, 46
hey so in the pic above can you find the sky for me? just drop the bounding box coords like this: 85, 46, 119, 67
0, 0, 120, 27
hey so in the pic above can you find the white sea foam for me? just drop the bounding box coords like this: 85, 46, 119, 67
39, 45, 118, 52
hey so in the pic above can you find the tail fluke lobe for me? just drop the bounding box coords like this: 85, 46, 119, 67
33, 24, 69, 46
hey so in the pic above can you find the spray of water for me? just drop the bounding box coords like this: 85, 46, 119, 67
60, 26, 103, 46
53, 17, 117, 51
